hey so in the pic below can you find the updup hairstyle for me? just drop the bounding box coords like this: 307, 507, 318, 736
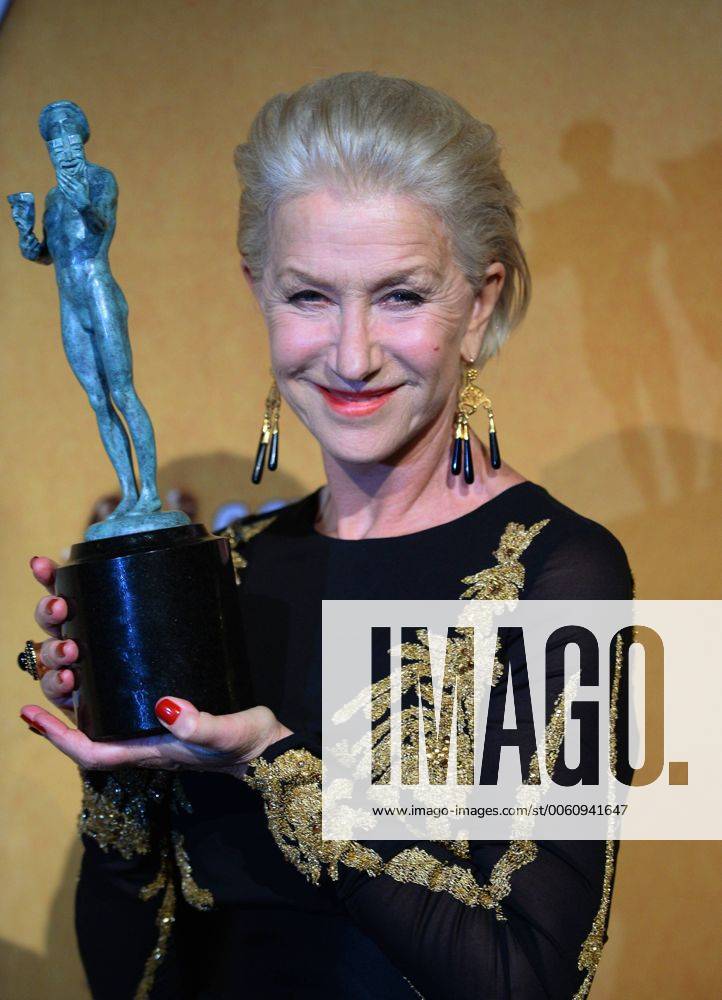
233, 72, 530, 364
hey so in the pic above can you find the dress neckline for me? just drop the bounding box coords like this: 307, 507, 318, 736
306, 479, 539, 546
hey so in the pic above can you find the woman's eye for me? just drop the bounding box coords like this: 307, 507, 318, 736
384, 289, 425, 307
285, 288, 425, 307
288, 290, 327, 305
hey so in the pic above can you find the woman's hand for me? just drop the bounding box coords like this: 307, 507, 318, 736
30, 555, 78, 720
21, 555, 293, 778
19, 697, 293, 780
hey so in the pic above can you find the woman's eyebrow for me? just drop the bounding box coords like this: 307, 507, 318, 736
367, 269, 439, 292
277, 266, 439, 292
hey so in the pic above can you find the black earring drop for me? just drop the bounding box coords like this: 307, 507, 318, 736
451, 414, 474, 483
251, 377, 281, 484
486, 406, 501, 470
450, 366, 501, 486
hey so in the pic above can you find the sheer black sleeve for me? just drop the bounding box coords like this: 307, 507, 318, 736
242, 520, 635, 1000
74, 769, 184, 1000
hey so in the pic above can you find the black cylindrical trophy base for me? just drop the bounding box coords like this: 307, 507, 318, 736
55, 523, 248, 741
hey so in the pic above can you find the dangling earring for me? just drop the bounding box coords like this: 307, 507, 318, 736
251, 375, 281, 484
450, 365, 501, 485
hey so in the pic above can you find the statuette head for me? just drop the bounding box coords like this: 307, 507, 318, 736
39, 100, 89, 172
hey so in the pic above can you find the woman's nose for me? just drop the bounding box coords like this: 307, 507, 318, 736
333, 303, 382, 381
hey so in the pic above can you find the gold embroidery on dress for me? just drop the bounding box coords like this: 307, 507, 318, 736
78, 769, 169, 860
458, 519, 549, 601
134, 844, 176, 1000
172, 831, 215, 910
439, 839, 471, 860
393, 588, 592, 920
246, 518, 554, 920
371, 518, 551, 910
370, 519, 549, 791
223, 515, 278, 582
573, 625, 630, 999
381, 626, 475, 787
78, 770, 193, 859
382, 671, 573, 921
458, 519, 549, 687
384, 847, 495, 908
131, 803, 215, 998
244, 748, 385, 884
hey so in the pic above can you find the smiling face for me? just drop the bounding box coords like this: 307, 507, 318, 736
248, 188, 503, 467
45, 109, 86, 173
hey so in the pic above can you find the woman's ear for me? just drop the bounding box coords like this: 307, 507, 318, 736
460, 262, 506, 362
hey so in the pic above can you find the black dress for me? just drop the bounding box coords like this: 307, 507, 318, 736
75, 480, 635, 1000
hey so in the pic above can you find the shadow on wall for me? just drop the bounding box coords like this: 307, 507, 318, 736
77, 450, 308, 544
157, 450, 307, 530
527, 122, 722, 509
541, 428, 722, 599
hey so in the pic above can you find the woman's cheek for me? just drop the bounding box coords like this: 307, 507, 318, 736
269, 316, 327, 373
393, 314, 462, 381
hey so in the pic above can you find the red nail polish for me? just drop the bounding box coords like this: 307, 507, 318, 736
47, 599, 59, 616
156, 698, 181, 725
20, 712, 45, 734
57, 641, 69, 659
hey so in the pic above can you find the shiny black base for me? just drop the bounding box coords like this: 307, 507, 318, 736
55, 523, 249, 741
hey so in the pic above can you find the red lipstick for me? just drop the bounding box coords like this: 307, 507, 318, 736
316, 384, 398, 416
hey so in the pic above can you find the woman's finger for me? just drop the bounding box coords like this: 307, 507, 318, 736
30, 556, 58, 594
39, 665, 77, 705
40, 637, 78, 668
34, 595, 67, 637
18, 704, 176, 771
154, 697, 277, 758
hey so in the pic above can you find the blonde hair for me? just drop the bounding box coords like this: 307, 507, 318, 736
233, 71, 530, 363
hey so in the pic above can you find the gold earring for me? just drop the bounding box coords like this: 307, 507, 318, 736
450, 366, 501, 484
251, 375, 281, 484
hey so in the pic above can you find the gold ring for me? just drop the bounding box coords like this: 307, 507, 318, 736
17, 641, 52, 680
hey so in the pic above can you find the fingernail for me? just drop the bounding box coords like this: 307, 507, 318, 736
47, 599, 60, 616
155, 698, 181, 725
57, 641, 69, 660
30, 556, 40, 569
20, 711, 45, 734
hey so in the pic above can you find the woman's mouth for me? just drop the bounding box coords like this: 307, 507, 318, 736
315, 384, 399, 416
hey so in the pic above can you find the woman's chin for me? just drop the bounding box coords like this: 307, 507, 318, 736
314, 431, 406, 468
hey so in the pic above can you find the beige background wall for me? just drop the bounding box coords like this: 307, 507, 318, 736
1, 1, 720, 996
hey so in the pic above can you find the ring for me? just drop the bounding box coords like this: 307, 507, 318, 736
17, 640, 51, 680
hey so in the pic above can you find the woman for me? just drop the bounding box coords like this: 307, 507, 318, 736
21, 72, 634, 999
